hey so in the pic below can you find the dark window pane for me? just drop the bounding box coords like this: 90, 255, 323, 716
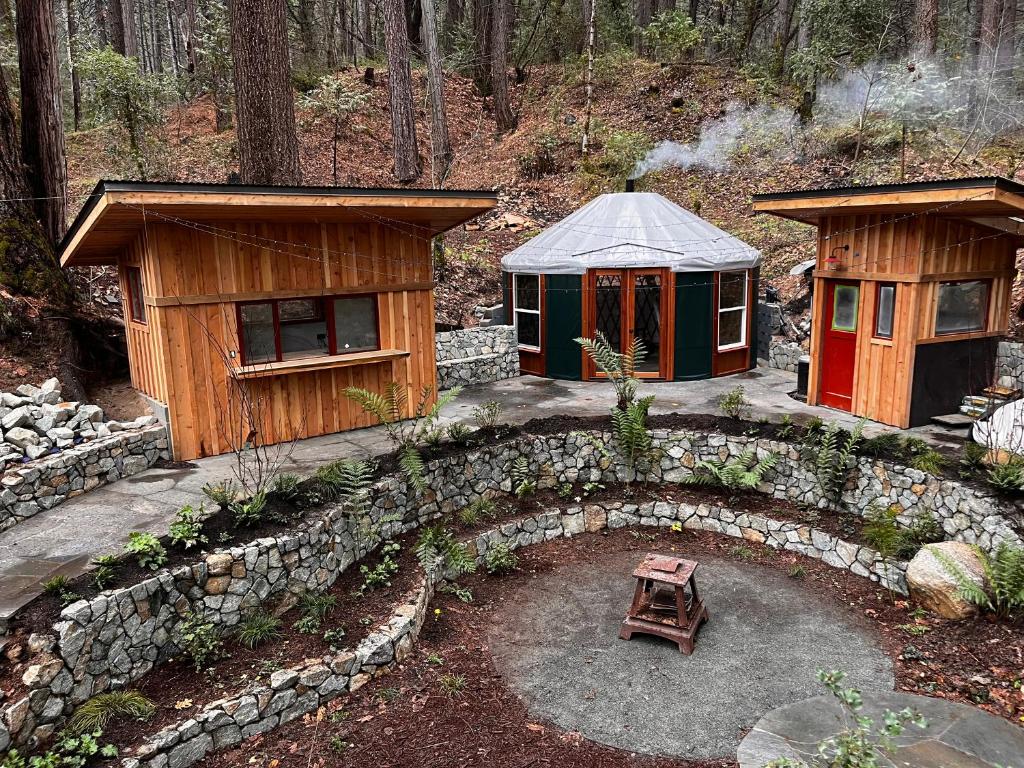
279, 298, 329, 360
517, 312, 540, 348
595, 274, 622, 351
875, 285, 895, 338
241, 303, 277, 364
832, 285, 859, 331
515, 274, 539, 311
936, 281, 988, 334
719, 308, 744, 347
127, 267, 147, 323
334, 297, 379, 353
719, 271, 746, 309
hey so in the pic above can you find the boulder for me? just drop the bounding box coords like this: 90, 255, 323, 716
1, 406, 30, 431
4, 427, 40, 452
907, 541, 987, 620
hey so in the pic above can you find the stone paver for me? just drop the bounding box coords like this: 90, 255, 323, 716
0, 367, 962, 626
737, 690, 1024, 767
486, 549, 894, 760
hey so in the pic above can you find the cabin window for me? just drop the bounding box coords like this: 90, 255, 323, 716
831, 285, 859, 331
717, 270, 747, 350
874, 283, 896, 339
513, 273, 541, 351
238, 295, 380, 366
935, 280, 989, 335
126, 266, 147, 324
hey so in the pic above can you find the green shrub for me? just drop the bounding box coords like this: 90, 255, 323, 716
458, 497, 496, 526
359, 541, 401, 594
987, 457, 1024, 493
201, 479, 239, 508
642, 10, 701, 62
935, 542, 1024, 619
446, 422, 472, 445
67, 691, 155, 733
230, 490, 267, 527
803, 419, 865, 505
718, 386, 748, 420
683, 449, 778, 491
91, 554, 120, 590
959, 441, 988, 476
272, 473, 302, 502
236, 610, 282, 649
863, 505, 943, 561
511, 456, 536, 498
176, 611, 225, 671
124, 532, 167, 571
484, 543, 518, 574
902, 438, 946, 475
859, 432, 902, 458
517, 133, 559, 180
472, 400, 504, 428
169, 504, 208, 550
2, 728, 119, 768
438, 673, 467, 696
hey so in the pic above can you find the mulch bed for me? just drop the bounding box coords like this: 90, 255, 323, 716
98, 529, 425, 753
189, 526, 1024, 768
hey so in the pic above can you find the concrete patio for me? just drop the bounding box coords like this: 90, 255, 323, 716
0, 367, 966, 628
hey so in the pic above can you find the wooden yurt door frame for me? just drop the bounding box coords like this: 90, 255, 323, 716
582, 267, 673, 380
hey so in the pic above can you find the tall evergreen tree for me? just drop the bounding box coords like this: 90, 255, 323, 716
382, 0, 420, 180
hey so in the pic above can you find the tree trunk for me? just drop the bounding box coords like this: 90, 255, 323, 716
442, 0, 463, 46
109, 0, 140, 58
185, 0, 197, 73
472, 0, 491, 94
405, 0, 422, 51
229, 0, 302, 184
381, 0, 419, 181
996, 0, 1016, 72
581, 0, 596, 153
771, 0, 796, 76
490, 0, 515, 133
16, 0, 67, 247
968, 0, 984, 67
93, 0, 109, 46
634, 0, 652, 55
420, 0, 453, 182
360, 0, 375, 58
0, 0, 15, 45
167, 0, 181, 77
688, 0, 698, 24
66, 0, 82, 130
913, 0, 939, 55
295, 0, 320, 75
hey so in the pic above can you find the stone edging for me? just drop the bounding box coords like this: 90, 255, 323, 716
118, 500, 903, 768
434, 326, 519, 390
0, 425, 169, 533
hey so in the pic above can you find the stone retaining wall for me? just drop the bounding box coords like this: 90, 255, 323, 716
0, 425, 169, 533
766, 341, 804, 373
995, 340, 1024, 388
435, 326, 519, 390
118, 501, 903, 768
4, 426, 1019, 751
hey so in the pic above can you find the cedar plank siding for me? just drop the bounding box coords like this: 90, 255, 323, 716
121, 221, 436, 461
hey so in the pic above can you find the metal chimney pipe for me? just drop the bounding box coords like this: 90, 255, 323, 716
625, 178, 635, 192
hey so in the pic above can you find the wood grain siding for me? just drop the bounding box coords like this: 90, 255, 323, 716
125, 219, 436, 460
117, 237, 166, 403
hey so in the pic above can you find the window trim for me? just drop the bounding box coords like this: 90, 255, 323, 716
716, 270, 748, 352
125, 266, 147, 325
873, 283, 896, 340
237, 294, 380, 367
934, 278, 991, 337
513, 273, 542, 353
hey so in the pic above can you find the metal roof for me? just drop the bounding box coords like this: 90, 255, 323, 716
752, 176, 1024, 202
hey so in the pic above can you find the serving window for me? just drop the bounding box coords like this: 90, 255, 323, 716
935, 280, 989, 335
238, 295, 380, 366
717, 270, 748, 351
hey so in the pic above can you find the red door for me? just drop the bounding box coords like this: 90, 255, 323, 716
820, 281, 860, 411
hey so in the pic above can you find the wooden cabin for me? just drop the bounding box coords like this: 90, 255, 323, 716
60, 181, 497, 460
753, 177, 1024, 428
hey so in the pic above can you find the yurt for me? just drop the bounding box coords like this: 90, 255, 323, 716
501, 190, 762, 381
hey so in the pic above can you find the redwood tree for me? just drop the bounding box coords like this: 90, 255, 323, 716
420, 0, 452, 182
229, 0, 302, 185
490, 0, 516, 133
913, 0, 939, 54
16, 0, 68, 247
382, 0, 419, 181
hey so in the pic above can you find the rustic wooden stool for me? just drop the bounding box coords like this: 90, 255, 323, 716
619, 552, 708, 655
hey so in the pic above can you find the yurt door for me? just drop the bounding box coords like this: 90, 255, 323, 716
587, 269, 669, 379
820, 280, 860, 411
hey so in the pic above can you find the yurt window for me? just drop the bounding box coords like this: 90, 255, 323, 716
513, 273, 541, 351
717, 270, 748, 351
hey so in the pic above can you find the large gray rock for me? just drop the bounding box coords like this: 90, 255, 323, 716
907, 541, 987, 620
1, 406, 30, 430
4, 427, 40, 452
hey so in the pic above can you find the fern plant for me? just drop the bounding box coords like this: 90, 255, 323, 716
804, 419, 865, 505
314, 458, 373, 517
344, 382, 460, 493
934, 542, 1024, 619
611, 394, 658, 484
414, 525, 477, 576
683, 448, 778, 491
575, 332, 646, 410
986, 457, 1024, 493
510, 456, 536, 497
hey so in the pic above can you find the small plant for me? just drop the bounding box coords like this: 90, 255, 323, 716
446, 422, 472, 445
415, 525, 477, 576
235, 610, 282, 649
169, 504, 208, 550
897, 622, 930, 636
484, 542, 518, 574
201, 479, 239, 508
323, 628, 347, 650
43, 575, 72, 597
271, 472, 302, 502
902, 437, 946, 475
863, 505, 943, 561
581, 481, 605, 496
730, 545, 755, 560
293, 615, 321, 634
92, 554, 120, 590
376, 686, 401, 703
2, 728, 119, 767
472, 400, 503, 429
176, 611, 225, 672
858, 431, 902, 458
300, 591, 338, 622
803, 419, 865, 505
556, 482, 574, 499
683, 449, 778, 491
776, 414, 796, 440
959, 441, 988, 476
611, 394, 658, 485
440, 582, 474, 603
458, 497, 496, 526
229, 490, 267, 527
427, 652, 444, 665
935, 542, 1024, 619
718, 386, 748, 420
344, 382, 459, 493
986, 456, 1024, 493
438, 673, 467, 696
575, 332, 646, 410
511, 456, 536, 497
763, 669, 926, 768
124, 532, 167, 571
67, 691, 155, 733
788, 564, 807, 579
329, 736, 351, 753
359, 541, 401, 594
313, 458, 373, 515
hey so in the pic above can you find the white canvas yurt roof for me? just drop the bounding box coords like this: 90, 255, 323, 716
501, 192, 761, 275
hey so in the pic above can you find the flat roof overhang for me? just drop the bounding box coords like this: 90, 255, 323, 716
60, 181, 499, 267
751, 176, 1024, 243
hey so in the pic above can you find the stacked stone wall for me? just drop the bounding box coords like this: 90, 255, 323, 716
435, 326, 519, 390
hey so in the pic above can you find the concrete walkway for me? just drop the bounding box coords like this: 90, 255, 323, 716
0, 368, 963, 626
